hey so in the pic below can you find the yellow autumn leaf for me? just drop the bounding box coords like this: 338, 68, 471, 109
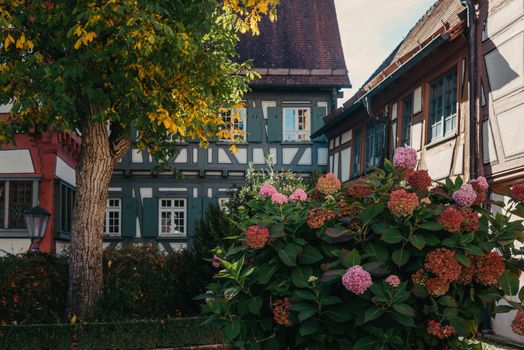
229, 144, 238, 153
4, 34, 14, 50
26, 40, 34, 50
70, 315, 77, 325
15, 34, 25, 49
74, 26, 83, 37
74, 38, 82, 49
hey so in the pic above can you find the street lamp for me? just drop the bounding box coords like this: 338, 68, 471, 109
24, 205, 50, 252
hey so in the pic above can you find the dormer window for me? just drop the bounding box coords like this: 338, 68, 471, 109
283, 107, 310, 141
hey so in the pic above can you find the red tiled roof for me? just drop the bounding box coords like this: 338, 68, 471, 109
237, 0, 350, 87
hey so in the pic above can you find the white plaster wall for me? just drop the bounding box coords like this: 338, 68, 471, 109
340, 147, 351, 182
298, 148, 312, 165
318, 148, 328, 165
482, 120, 498, 164
496, 104, 524, 157
0, 149, 34, 174
56, 157, 76, 187
0, 239, 31, 256
424, 145, 454, 180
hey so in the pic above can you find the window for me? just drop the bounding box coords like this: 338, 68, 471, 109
219, 108, 247, 141
218, 198, 230, 213
428, 69, 457, 142
0, 181, 34, 229
56, 182, 75, 234
283, 107, 310, 141
390, 120, 398, 158
352, 129, 362, 178
401, 96, 413, 146
159, 198, 186, 236
364, 120, 385, 171
104, 198, 121, 236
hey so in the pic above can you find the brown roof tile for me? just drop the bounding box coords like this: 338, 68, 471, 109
237, 0, 350, 87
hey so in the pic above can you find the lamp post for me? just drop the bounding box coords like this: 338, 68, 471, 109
24, 205, 50, 252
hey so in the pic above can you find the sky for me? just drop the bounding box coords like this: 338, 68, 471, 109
334, 0, 437, 105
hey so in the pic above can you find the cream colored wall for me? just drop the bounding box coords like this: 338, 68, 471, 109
0, 239, 31, 256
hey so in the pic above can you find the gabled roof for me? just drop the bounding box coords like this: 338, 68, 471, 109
315, 0, 466, 135
237, 0, 350, 88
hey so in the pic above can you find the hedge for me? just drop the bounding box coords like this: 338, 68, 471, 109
0, 317, 222, 350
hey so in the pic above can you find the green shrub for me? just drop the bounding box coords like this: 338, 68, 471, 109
0, 253, 68, 325
0, 317, 221, 350
203, 148, 524, 349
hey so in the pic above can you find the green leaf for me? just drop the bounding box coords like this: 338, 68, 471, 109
320, 269, 345, 283
362, 242, 389, 263
360, 202, 386, 226
295, 289, 316, 301
409, 234, 426, 250
418, 221, 444, 231
291, 267, 310, 288
324, 303, 353, 322
519, 286, 524, 303
392, 303, 415, 317
392, 249, 410, 267
278, 243, 300, 266
248, 297, 263, 315
320, 295, 342, 306
325, 227, 352, 238
254, 264, 278, 284
298, 308, 316, 322
340, 248, 361, 267
363, 307, 384, 323
381, 227, 404, 244
299, 245, 323, 265
389, 312, 415, 327
438, 296, 458, 308
455, 253, 471, 267
353, 337, 381, 350
495, 305, 514, 314
500, 271, 520, 296
224, 319, 241, 340
290, 302, 316, 312
299, 319, 319, 336
463, 245, 485, 256
270, 223, 285, 238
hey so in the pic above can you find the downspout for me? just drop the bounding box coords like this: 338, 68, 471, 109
461, 0, 479, 180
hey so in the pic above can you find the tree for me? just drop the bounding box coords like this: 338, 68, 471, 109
0, 0, 278, 319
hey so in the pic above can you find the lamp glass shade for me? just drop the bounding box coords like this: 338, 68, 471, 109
24, 206, 51, 240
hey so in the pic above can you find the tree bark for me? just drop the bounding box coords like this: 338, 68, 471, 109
66, 117, 130, 319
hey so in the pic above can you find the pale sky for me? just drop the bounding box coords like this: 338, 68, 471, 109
334, 0, 437, 105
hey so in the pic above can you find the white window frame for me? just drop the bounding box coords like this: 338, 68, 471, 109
219, 108, 247, 141
158, 198, 187, 237
283, 107, 311, 141
104, 198, 121, 236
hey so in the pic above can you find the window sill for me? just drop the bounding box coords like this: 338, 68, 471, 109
0, 230, 29, 238
157, 235, 188, 240
280, 141, 314, 145
425, 132, 458, 149
104, 234, 122, 240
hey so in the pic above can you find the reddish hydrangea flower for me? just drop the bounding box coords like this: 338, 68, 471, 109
347, 179, 374, 198
273, 298, 292, 326
512, 311, 524, 336
271, 192, 288, 205
393, 147, 417, 169
511, 183, 524, 202
412, 268, 427, 285
407, 169, 432, 193
437, 206, 464, 233
307, 207, 334, 229
425, 248, 461, 282
387, 189, 419, 217
259, 183, 277, 197
427, 320, 455, 339
470, 176, 489, 191
452, 184, 477, 207
245, 225, 270, 249
475, 251, 505, 286
461, 208, 480, 232
316, 173, 341, 195
336, 200, 359, 218
289, 188, 307, 202
458, 254, 476, 285
425, 277, 450, 297
12, 293, 20, 305
385, 275, 401, 288
342, 265, 372, 295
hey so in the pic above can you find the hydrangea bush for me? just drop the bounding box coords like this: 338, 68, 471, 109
202, 147, 524, 349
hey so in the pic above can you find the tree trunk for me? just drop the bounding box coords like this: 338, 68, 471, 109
66, 118, 129, 319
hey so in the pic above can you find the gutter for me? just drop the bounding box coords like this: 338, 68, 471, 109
461, 0, 479, 180
311, 33, 449, 139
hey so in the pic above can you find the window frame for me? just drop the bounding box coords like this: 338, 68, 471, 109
400, 95, 413, 147
104, 198, 122, 236
55, 182, 76, 235
158, 198, 187, 237
351, 128, 362, 179
219, 108, 247, 142
428, 68, 458, 143
364, 120, 385, 172
282, 107, 311, 142
0, 180, 35, 230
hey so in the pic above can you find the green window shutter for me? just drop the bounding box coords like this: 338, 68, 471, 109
187, 197, 203, 237
121, 197, 137, 238
203, 197, 219, 216
247, 105, 263, 142
267, 107, 283, 142
311, 106, 328, 142
142, 198, 158, 238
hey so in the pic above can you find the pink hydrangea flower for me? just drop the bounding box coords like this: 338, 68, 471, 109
470, 176, 489, 191
271, 192, 288, 205
452, 183, 477, 207
393, 147, 417, 169
259, 183, 277, 197
212, 254, 220, 268
341, 265, 372, 295
289, 188, 307, 202
385, 275, 401, 288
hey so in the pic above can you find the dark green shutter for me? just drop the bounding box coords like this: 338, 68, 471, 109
267, 107, 283, 142
121, 197, 137, 238
203, 197, 219, 216
187, 197, 203, 237
142, 198, 158, 237
247, 105, 263, 142
311, 106, 327, 142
